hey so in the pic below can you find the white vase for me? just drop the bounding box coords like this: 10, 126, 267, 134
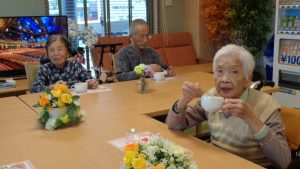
48, 107, 67, 119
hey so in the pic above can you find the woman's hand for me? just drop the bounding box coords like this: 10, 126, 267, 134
86, 79, 99, 89
221, 99, 253, 119
177, 81, 204, 110
221, 99, 263, 132
149, 64, 162, 72
167, 65, 175, 77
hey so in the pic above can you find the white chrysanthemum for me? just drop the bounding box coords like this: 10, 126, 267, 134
45, 118, 58, 130
47, 94, 52, 100
144, 145, 159, 161
78, 110, 86, 117
169, 144, 184, 156
74, 100, 80, 106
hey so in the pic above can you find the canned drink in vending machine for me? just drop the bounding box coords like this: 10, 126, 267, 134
287, 16, 295, 29
282, 15, 289, 29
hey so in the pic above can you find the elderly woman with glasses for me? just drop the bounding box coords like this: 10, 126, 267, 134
166, 44, 291, 169
115, 19, 174, 81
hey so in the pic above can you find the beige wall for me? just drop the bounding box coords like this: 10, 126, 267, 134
185, 0, 200, 59
0, 0, 46, 16
160, 0, 213, 61
160, 0, 185, 33
185, 0, 214, 62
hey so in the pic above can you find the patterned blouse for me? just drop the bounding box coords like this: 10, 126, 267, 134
31, 60, 92, 93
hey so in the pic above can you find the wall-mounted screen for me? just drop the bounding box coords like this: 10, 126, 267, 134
0, 16, 68, 76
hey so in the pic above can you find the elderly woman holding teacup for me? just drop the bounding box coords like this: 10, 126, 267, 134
31, 34, 98, 93
166, 44, 291, 169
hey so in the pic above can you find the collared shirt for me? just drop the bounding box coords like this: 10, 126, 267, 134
115, 45, 167, 81
31, 60, 92, 93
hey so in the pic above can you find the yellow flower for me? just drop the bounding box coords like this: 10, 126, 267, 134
56, 98, 65, 108
134, 64, 146, 75
124, 143, 139, 153
60, 93, 72, 104
39, 94, 50, 107
59, 114, 70, 124
151, 164, 166, 169
51, 89, 62, 98
123, 151, 136, 168
53, 84, 69, 92
132, 155, 147, 169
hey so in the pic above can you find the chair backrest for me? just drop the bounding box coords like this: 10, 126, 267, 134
280, 107, 300, 150
24, 62, 40, 89
161, 32, 197, 66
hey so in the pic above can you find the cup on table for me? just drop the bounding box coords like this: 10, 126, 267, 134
201, 96, 224, 112
72, 82, 88, 93
153, 72, 165, 81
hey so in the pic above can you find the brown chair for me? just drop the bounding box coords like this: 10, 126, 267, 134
24, 62, 40, 89
280, 107, 300, 152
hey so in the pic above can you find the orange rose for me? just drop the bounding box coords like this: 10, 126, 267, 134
124, 143, 138, 152
151, 164, 165, 169
39, 94, 50, 107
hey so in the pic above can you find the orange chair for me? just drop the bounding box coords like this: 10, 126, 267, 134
280, 107, 300, 151
280, 107, 300, 167
161, 32, 198, 66
92, 36, 129, 73
148, 34, 167, 63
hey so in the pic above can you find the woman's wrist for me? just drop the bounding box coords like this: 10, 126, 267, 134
174, 100, 186, 114
254, 124, 269, 140
177, 98, 190, 110
245, 113, 264, 133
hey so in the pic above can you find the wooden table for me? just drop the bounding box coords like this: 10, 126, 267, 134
174, 63, 213, 74
0, 71, 270, 168
0, 101, 263, 169
0, 79, 29, 97
19, 72, 215, 119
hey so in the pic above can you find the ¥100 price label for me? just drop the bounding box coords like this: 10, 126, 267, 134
279, 54, 300, 66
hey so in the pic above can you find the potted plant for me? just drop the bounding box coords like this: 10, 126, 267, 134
201, 0, 274, 60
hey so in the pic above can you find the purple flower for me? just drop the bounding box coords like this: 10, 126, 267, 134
144, 65, 154, 76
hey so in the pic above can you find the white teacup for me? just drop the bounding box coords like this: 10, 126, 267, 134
72, 82, 88, 93
153, 72, 165, 81
201, 96, 224, 112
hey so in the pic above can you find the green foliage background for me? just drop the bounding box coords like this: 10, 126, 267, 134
228, 0, 274, 60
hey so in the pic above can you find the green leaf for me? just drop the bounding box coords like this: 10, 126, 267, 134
38, 109, 49, 126
45, 87, 51, 94
72, 95, 80, 100
33, 103, 40, 108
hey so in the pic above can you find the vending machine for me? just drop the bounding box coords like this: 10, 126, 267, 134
273, 0, 300, 108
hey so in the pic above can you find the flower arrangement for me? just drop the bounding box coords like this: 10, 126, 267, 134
33, 84, 84, 130
122, 134, 198, 169
134, 64, 153, 93
79, 25, 98, 48
68, 19, 79, 38
134, 64, 153, 77
67, 19, 98, 48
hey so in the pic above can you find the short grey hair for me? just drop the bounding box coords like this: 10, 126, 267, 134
213, 44, 255, 77
129, 19, 148, 36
